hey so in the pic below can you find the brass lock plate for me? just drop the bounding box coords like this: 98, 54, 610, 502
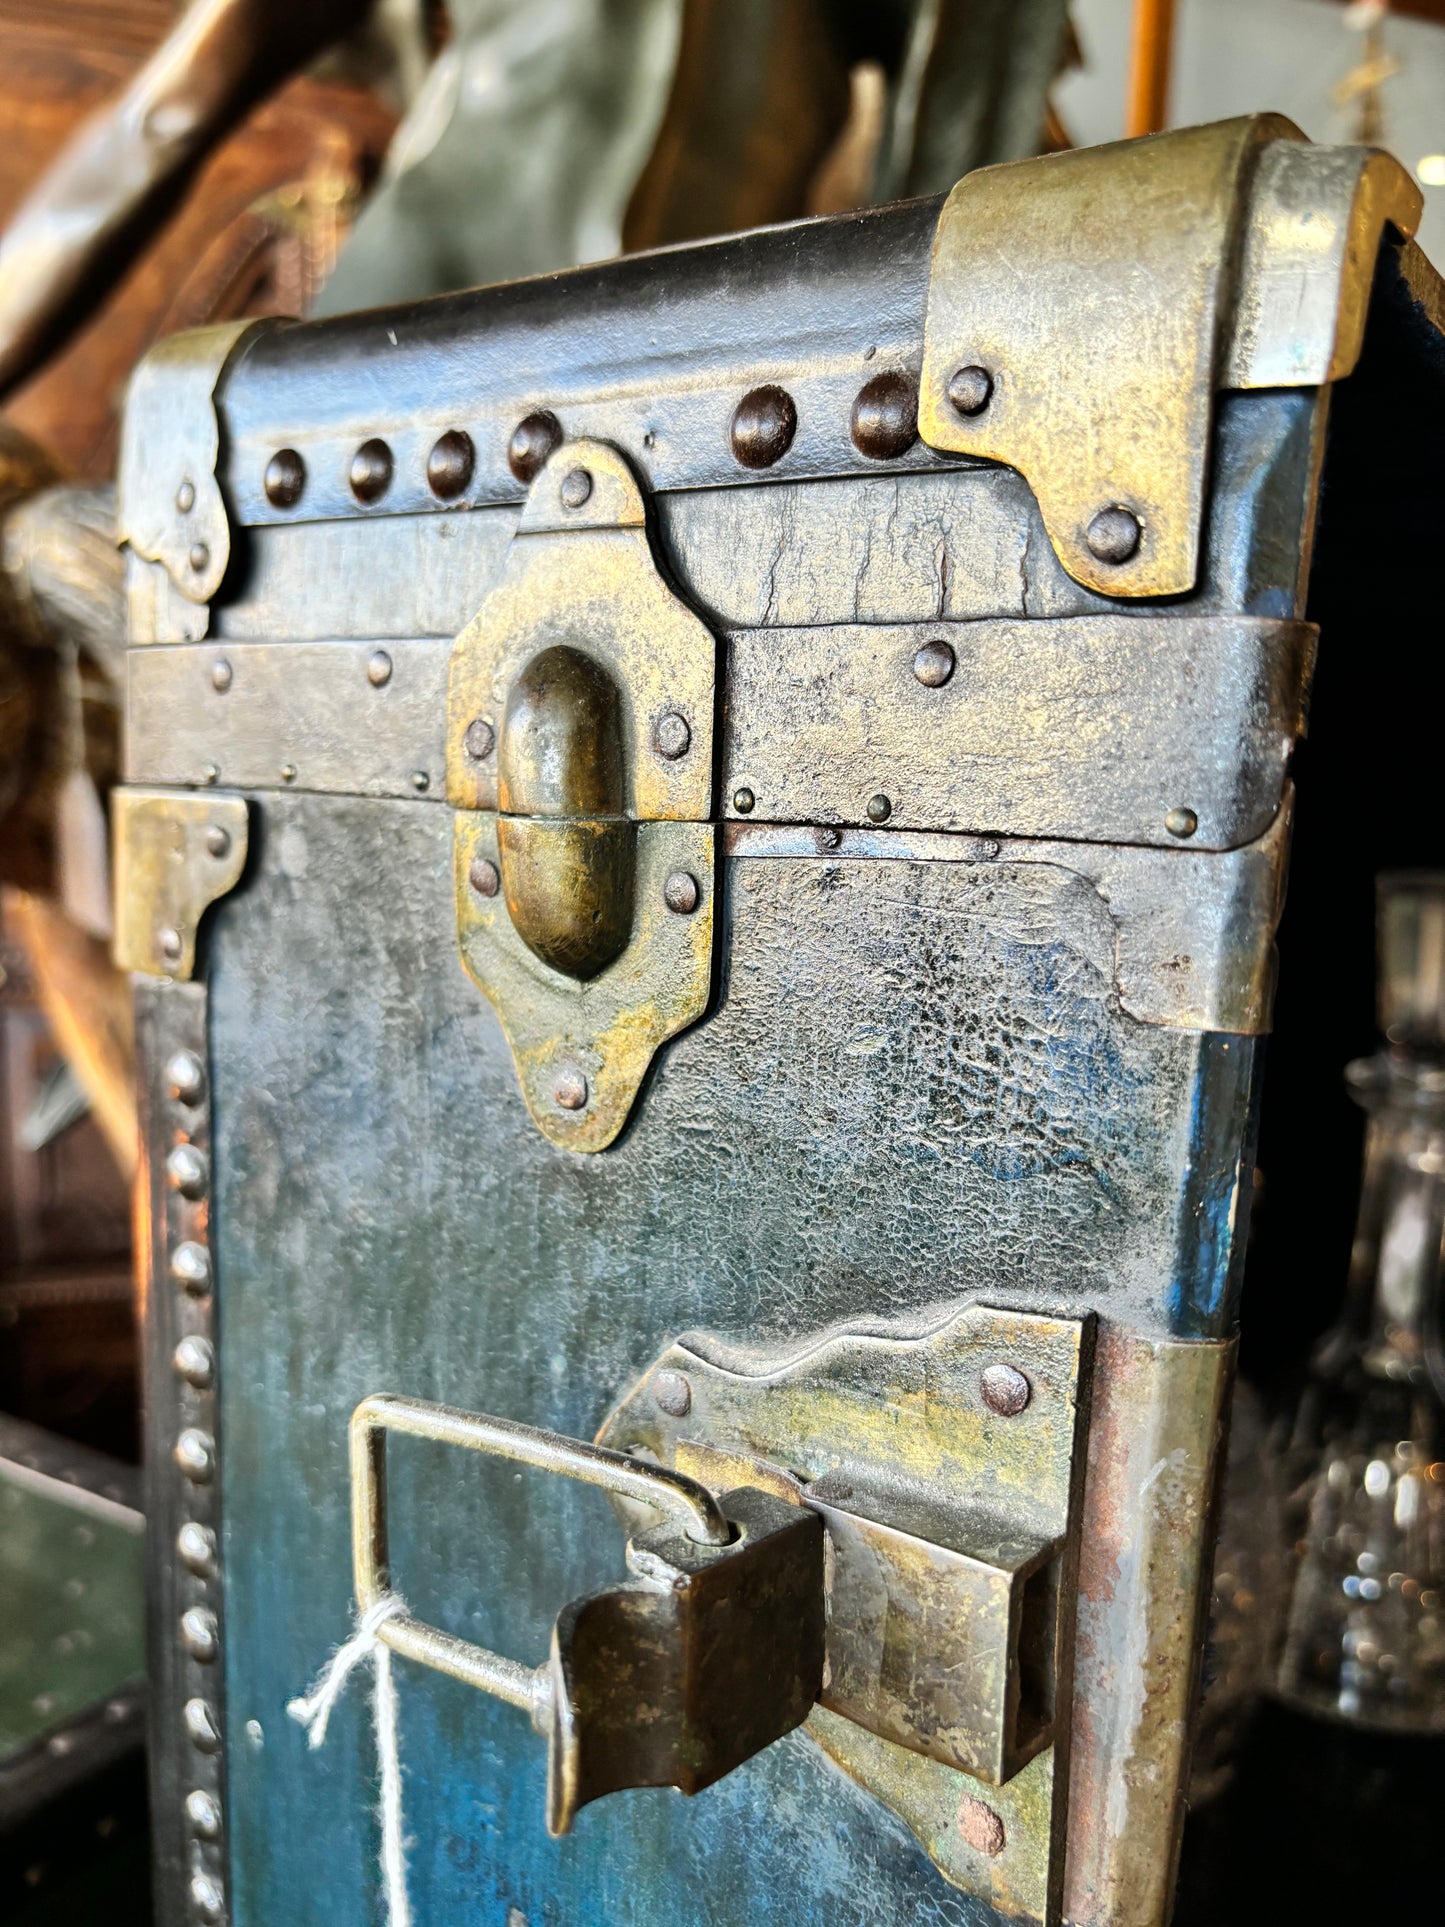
447, 441, 718, 1151
598, 1301, 1093, 1925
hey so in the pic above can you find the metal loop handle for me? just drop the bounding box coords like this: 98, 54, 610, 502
349, 1393, 732, 1719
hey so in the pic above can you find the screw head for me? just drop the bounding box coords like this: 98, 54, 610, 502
166, 1050, 205, 1105
263, 447, 305, 508
653, 711, 692, 760
427, 428, 474, 499
204, 825, 231, 859
367, 649, 393, 687
464, 717, 495, 761
730, 385, 798, 469
166, 1143, 208, 1198
559, 467, 593, 510
956, 1794, 1006, 1857
209, 658, 232, 693
866, 793, 893, 824
350, 438, 393, 504
508, 410, 562, 483
188, 542, 210, 574
173, 1335, 215, 1388
733, 787, 755, 814
186, 1787, 222, 1839
980, 1363, 1031, 1416
947, 365, 993, 417
851, 370, 919, 461
553, 1068, 589, 1112
469, 856, 500, 897
663, 870, 700, 915
653, 1370, 692, 1418
180, 1606, 219, 1663
175, 479, 196, 513
183, 1697, 221, 1752
1165, 807, 1199, 839
913, 639, 956, 688
174, 1429, 215, 1483
1085, 505, 1141, 564
177, 1522, 217, 1578
171, 1242, 211, 1292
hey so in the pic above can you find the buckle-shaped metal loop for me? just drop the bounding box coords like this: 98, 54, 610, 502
348, 1394, 824, 1835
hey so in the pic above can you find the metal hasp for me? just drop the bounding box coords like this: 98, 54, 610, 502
599, 1302, 1093, 1924
447, 439, 718, 1151
349, 1395, 823, 1837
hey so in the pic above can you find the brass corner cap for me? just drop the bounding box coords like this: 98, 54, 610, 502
112, 787, 248, 980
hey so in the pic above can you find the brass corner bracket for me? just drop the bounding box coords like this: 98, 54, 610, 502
447, 439, 719, 1152
920, 117, 1420, 599
112, 787, 248, 980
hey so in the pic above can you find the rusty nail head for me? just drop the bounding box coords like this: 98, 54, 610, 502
733, 787, 755, 814
851, 370, 918, 461
816, 826, 842, 851
554, 1069, 589, 1112
427, 428, 474, 500
866, 794, 892, 824
469, 856, 500, 898
947, 365, 993, 417
913, 639, 955, 688
1165, 807, 1199, 839
663, 871, 699, 915
175, 479, 196, 513
559, 468, 592, 510
205, 825, 231, 859
264, 448, 305, 508
464, 717, 495, 761
980, 1363, 1031, 1416
1085, 505, 1141, 564
508, 410, 562, 484
653, 711, 691, 760
350, 438, 394, 505
210, 658, 232, 693
730, 385, 797, 469
654, 1370, 692, 1418
367, 649, 393, 687
956, 1795, 1005, 1857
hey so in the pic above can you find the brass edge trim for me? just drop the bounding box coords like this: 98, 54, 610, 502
113, 789, 249, 980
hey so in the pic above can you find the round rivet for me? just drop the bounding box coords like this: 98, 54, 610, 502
166, 1051, 205, 1105
980, 1363, 1031, 1416
947, 365, 994, 417
350, 438, 393, 504
366, 649, 393, 687
175, 480, 196, 514
730, 385, 797, 469
553, 1069, 589, 1112
185, 1786, 222, 1838
188, 542, 210, 574
508, 410, 562, 484
190, 1871, 225, 1922
201, 763, 220, 786
210, 659, 232, 693
464, 717, 495, 761
177, 1522, 217, 1578
559, 467, 592, 510
469, 856, 500, 897
653, 1370, 692, 1418
427, 428, 474, 499
204, 825, 231, 859
174, 1430, 215, 1483
866, 794, 892, 824
180, 1606, 219, 1663
166, 1144, 208, 1199
411, 770, 430, 792
817, 825, 843, 851
183, 1697, 221, 1752
913, 639, 955, 688
1165, 807, 1198, 839
851, 370, 918, 461
733, 787, 755, 814
663, 871, 700, 915
957, 1793, 1006, 1857
1085, 505, 1141, 564
280, 763, 297, 784
264, 448, 305, 508
171, 1242, 211, 1293
173, 1336, 215, 1388
653, 711, 691, 761
159, 927, 184, 966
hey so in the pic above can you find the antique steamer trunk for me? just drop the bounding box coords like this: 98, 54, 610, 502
115, 119, 1445, 1926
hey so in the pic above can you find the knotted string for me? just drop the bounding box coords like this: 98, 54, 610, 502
289, 1594, 412, 1927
